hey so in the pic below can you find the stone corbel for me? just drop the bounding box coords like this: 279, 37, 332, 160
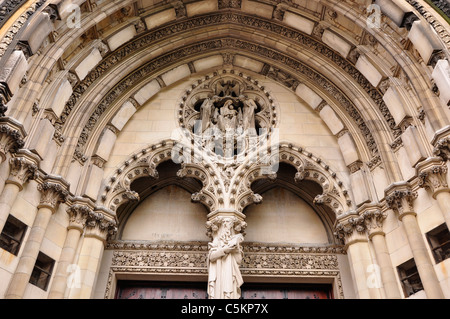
432, 127, 450, 161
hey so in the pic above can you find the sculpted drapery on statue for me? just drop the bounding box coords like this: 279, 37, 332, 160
206, 215, 246, 299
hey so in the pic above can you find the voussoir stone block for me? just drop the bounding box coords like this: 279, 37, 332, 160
19, 12, 53, 55
28, 119, 55, 157
110, 100, 137, 131
432, 59, 450, 106
0, 50, 28, 95
295, 83, 323, 109
283, 12, 315, 35
193, 55, 223, 72
145, 8, 176, 30
106, 25, 137, 51
51, 79, 73, 117
233, 55, 264, 73
408, 20, 442, 65
94, 128, 117, 162
337, 132, 360, 166
322, 29, 352, 58
134, 80, 161, 105
355, 55, 384, 87
401, 125, 427, 166
241, 0, 273, 19
161, 64, 191, 86
319, 105, 344, 135
83, 163, 104, 201
375, 0, 415, 28
382, 86, 408, 126
350, 169, 371, 206
74, 48, 102, 81
186, 0, 217, 17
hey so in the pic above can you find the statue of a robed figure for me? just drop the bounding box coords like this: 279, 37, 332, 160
206, 215, 246, 299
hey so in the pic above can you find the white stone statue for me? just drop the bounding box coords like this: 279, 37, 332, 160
200, 96, 219, 133
207, 216, 245, 299
239, 95, 257, 134
218, 100, 238, 131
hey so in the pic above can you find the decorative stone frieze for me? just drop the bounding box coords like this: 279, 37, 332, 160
105, 240, 345, 299
37, 175, 70, 212
417, 157, 449, 198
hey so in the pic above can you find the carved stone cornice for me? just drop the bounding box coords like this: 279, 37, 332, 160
6, 149, 40, 190
0, 117, 25, 162
384, 182, 418, 220
416, 157, 449, 198
37, 175, 70, 213
85, 207, 117, 242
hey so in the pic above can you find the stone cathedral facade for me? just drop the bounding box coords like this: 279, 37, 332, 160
0, 0, 449, 299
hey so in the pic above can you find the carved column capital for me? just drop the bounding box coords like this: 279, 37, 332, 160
66, 199, 94, 232
7, 149, 40, 190
361, 209, 387, 239
416, 157, 449, 198
37, 175, 70, 213
334, 211, 368, 247
85, 207, 117, 243
0, 117, 25, 162
385, 182, 417, 220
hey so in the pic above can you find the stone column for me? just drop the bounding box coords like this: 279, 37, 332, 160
205, 210, 247, 299
5, 176, 69, 299
0, 150, 40, 231
362, 209, 402, 299
48, 199, 93, 299
0, 117, 25, 165
385, 182, 444, 299
69, 207, 117, 299
417, 157, 450, 229
334, 212, 381, 299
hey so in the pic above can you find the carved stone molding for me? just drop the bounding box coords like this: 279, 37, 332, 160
416, 157, 449, 198
104, 240, 345, 299
56, 13, 394, 162
0, 117, 26, 162
7, 150, 40, 190
37, 175, 70, 213
218, 0, 242, 9
384, 182, 418, 219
